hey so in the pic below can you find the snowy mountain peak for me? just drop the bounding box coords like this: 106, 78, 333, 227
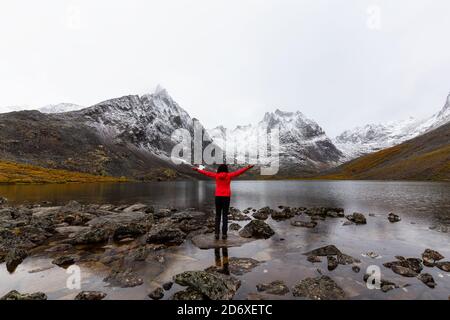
39, 103, 84, 114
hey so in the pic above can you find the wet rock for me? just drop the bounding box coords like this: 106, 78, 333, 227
228, 208, 251, 221
75, 291, 107, 300
364, 251, 380, 259
205, 257, 260, 276
104, 268, 144, 288
418, 273, 436, 288
146, 226, 186, 245
246, 293, 267, 300
435, 261, 450, 272
291, 220, 317, 228
154, 208, 172, 219
352, 265, 360, 273
388, 213, 401, 223
304, 245, 342, 257
327, 256, 338, 271
384, 257, 423, 275
1, 290, 47, 300
342, 221, 354, 226
307, 255, 322, 263
129, 246, 149, 261
256, 280, 289, 295
113, 223, 146, 241
363, 274, 399, 293
123, 203, 148, 212
70, 228, 109, 245
391, 265, 418, 277
422, 249, 444, 267
149, 287, 164, 300
52, 255, 78, 268
173, 270, 240, 300
162, 281, 173, 291
5, 248, 28, 272
271, 207, 295, 221
252, 211, 269, 220
292, 276, 346, 300
239, 220, 275, 239
346, 212, 367, 225
172, 287, 205, 300
229, 223, 241, 231
337, 253, 360, 265
45, 244, 73, 253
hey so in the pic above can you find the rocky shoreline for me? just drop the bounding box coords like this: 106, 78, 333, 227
1, 198, 449, 300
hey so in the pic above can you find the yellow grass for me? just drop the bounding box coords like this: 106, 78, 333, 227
0, 160, 128, 184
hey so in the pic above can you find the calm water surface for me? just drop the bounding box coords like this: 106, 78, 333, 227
1, 181, 449, 300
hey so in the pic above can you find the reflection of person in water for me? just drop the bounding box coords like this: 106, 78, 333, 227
192, 164, 254, 240
215, 247, 230, 275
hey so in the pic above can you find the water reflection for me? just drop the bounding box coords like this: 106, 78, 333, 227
214, 247, 230, 275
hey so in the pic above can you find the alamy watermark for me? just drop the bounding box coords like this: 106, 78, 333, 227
170, 120, 280, 175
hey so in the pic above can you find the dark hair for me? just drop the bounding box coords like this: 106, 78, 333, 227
217, 164, 229, 173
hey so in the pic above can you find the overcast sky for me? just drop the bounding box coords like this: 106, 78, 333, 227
1, 0, 450, 136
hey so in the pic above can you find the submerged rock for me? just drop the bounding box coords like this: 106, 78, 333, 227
1, 290, 47, 300
104, 268, 144, 288
422, 249, 445, 267
172, 287, 205, 300
346, 212, 367, 225
363, 274, 399, 293
418, 273, 436, 288
256, 280, 289, 295
291, 220, 317, 228
304, 245, 342, 257
148, 287, 164, 300
74, 291, 107, 300
292, 276, 346, 300
173, 270, 240, 300
388, 213, 401, 223
228, 208, 251, 221
206, 257, 260, 276
239, 220, 275, 239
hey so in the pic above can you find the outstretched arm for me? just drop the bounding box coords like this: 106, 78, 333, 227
192, 167, 217, 178
229, 165, 254, 178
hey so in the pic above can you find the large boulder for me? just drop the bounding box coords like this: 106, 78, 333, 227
239, 220, 274, 239
173, 270, 240, 300
146, 226, 186, 245
292, 276, 346, 300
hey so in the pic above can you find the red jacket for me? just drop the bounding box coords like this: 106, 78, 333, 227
194, 166, 252, 197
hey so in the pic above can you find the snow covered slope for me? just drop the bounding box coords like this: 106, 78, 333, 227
208, 109, 344, 175
335, 93, 450, 160
39, 103, 84, 114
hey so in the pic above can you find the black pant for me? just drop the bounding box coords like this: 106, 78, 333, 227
215, 196, 230, 235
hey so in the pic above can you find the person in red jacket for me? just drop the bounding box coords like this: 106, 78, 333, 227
192, 164, 254, 240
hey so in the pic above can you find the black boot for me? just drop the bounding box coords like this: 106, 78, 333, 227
215, 234, 220, 240
222, 233, 227, 240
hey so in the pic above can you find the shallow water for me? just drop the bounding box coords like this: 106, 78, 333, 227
1, 180, 449, 300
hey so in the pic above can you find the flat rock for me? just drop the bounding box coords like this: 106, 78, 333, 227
291, 220, 317, 228
292, 276, 346, 300
256, 280, 289, 295
205, 257, 260, 275
422, 249, 444, 267
104, 268, 143, 288
418, 273, 436, 288
148, 287, 164, 300
435, 261, 450, 272
172, 287, 205, 300
191, 234, 254, 249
